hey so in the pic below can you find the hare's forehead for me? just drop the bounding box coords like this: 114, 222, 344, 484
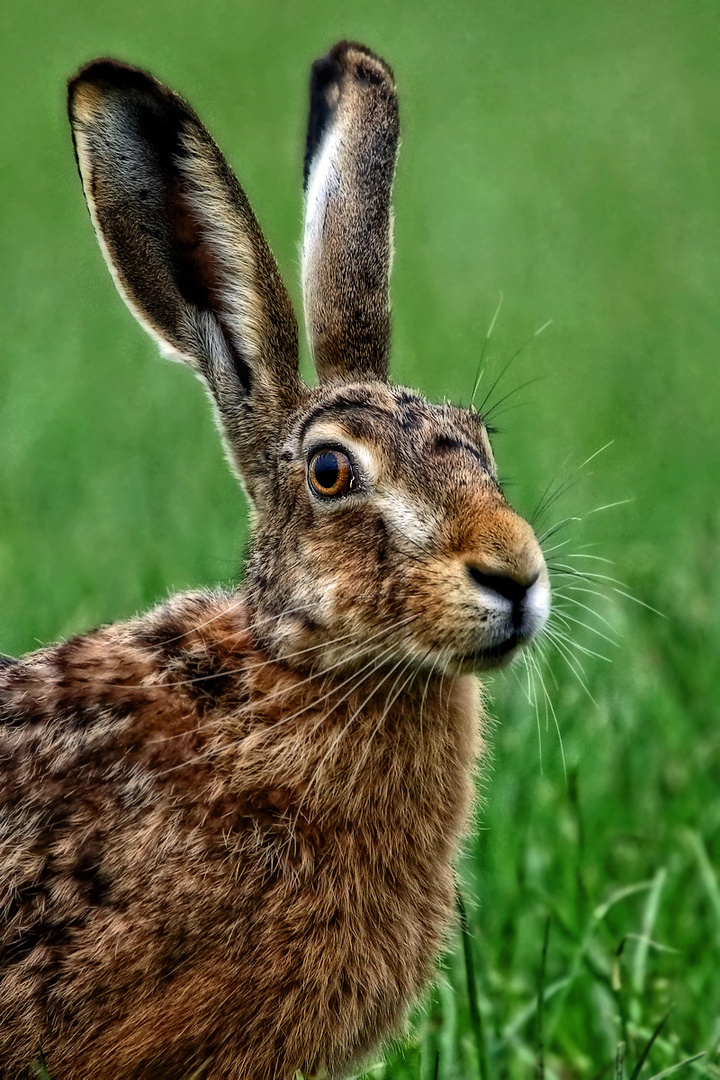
291, 387, 496, 479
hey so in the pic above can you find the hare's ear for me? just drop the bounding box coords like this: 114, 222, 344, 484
68, 60, 300, 499
301, 42, 399, 385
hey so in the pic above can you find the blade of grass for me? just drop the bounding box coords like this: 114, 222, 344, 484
684, 830, 720, 939
546, 880, 654, 1046
457, 891, 489, 1080
632, 868, 667, 995
499, 978, 572, 1048
647, 1052, 706, 1079
30, 1051, 51, 1080
536, 916, 551, 1080
629, 1010, 672, 1080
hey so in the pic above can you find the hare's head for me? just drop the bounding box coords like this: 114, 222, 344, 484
68, 43, 549, 677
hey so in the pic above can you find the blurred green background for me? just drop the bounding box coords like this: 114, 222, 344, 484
1, 0, 718, 1077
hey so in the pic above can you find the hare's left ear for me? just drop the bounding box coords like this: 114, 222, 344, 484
302, 42, 399, 385
68, 60, 300, 501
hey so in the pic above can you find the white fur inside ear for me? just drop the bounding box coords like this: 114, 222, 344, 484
301, 124, 343, 331
304, 125, 342, 234
179, 129, 264, 366
73, 122, 194, 366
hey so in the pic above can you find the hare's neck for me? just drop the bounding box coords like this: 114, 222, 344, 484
157, 590, 485, 827
329, 668, 484, 825
232, 656, 484, 828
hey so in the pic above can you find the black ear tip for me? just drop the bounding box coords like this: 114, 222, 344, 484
67, 59, 163, 116
311, 41, 395, 93
305, 40, 396, 190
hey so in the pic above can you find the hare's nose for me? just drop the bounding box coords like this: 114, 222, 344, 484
467, 566, 539, 625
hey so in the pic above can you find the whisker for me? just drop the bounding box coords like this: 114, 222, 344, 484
418, 651, 444, 747
549, 624, 611, 665
537, 517, 583, 545
152, 638, 407, 781
539, 536, 575, 557
530, 451, 579, 526
542, 627, 598, 706
527, 648, 566, 779
153, 594, 246, 647
300, 651, 419, 811
548, 564, 665, 617
551, 589, 617, 634
148, 616, 425, 756
608, 587, 665, 618
550, 606, 617, 649
470, 291, 504, 403
236, 617, 425, 737
481, 375, 548, 426
519, 650, 544, 773
148, 613, 422, 692
588, 498, 634, 515
562, 552, 616, 565
476, 318, 552, 416
574, 440, 615, 473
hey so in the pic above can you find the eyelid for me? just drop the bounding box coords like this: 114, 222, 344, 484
306, 439, 356, 462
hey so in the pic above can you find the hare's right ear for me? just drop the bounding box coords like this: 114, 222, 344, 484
302, 43, 399, 385
68, 61, 300, 501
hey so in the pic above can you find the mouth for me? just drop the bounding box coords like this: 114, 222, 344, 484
463, 632, 527, 671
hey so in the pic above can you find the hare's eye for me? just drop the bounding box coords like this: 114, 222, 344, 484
308, 450, 354, 499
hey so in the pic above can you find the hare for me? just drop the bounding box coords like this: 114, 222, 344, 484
0, 41, 550, 1080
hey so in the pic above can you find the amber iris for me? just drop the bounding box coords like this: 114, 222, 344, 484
308, 450, 353, 498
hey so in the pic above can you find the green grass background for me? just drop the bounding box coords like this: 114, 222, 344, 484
1, 0, 719, 1076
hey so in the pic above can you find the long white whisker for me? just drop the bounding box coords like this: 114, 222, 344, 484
550, 607, 617, 648
548, 619, 611, 663
527, 649, 566, 779
154, 613, 422, 691
551, 590, 617, 633
588, 498, 634, 514
302, 652, 417, 812
543, 627, 598, 706
519, 650, 543, 772
477, 316, 553, 415
152, 640, 404, 782
150, 616, 423, 758
563, 552, 616, 565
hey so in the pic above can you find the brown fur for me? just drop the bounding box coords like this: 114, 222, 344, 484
0, 43, 550, 1079
1, 592, 479, 1079
302, 42, 398, 383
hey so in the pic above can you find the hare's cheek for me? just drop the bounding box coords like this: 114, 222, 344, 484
316, 578, 341, 622
401, 559, 472, 634
373, 492, 439, 555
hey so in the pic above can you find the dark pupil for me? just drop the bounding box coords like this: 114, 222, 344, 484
314, 452, 340, 490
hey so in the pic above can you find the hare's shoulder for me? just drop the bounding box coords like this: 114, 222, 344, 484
0, 589, 260, 743
0, 590, 264, 910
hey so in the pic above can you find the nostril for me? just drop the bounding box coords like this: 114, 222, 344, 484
467, 566, 539, 606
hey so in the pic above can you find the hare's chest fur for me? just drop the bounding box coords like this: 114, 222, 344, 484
0, 593, 483, 1079
221, 644, 483, 1075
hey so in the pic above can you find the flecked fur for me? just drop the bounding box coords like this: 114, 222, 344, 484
0, 43, 550, 1080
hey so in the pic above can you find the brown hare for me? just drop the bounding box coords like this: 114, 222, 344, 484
0, 41, 550, 1080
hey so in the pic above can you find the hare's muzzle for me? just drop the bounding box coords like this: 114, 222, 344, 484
460, 511, 550, 669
